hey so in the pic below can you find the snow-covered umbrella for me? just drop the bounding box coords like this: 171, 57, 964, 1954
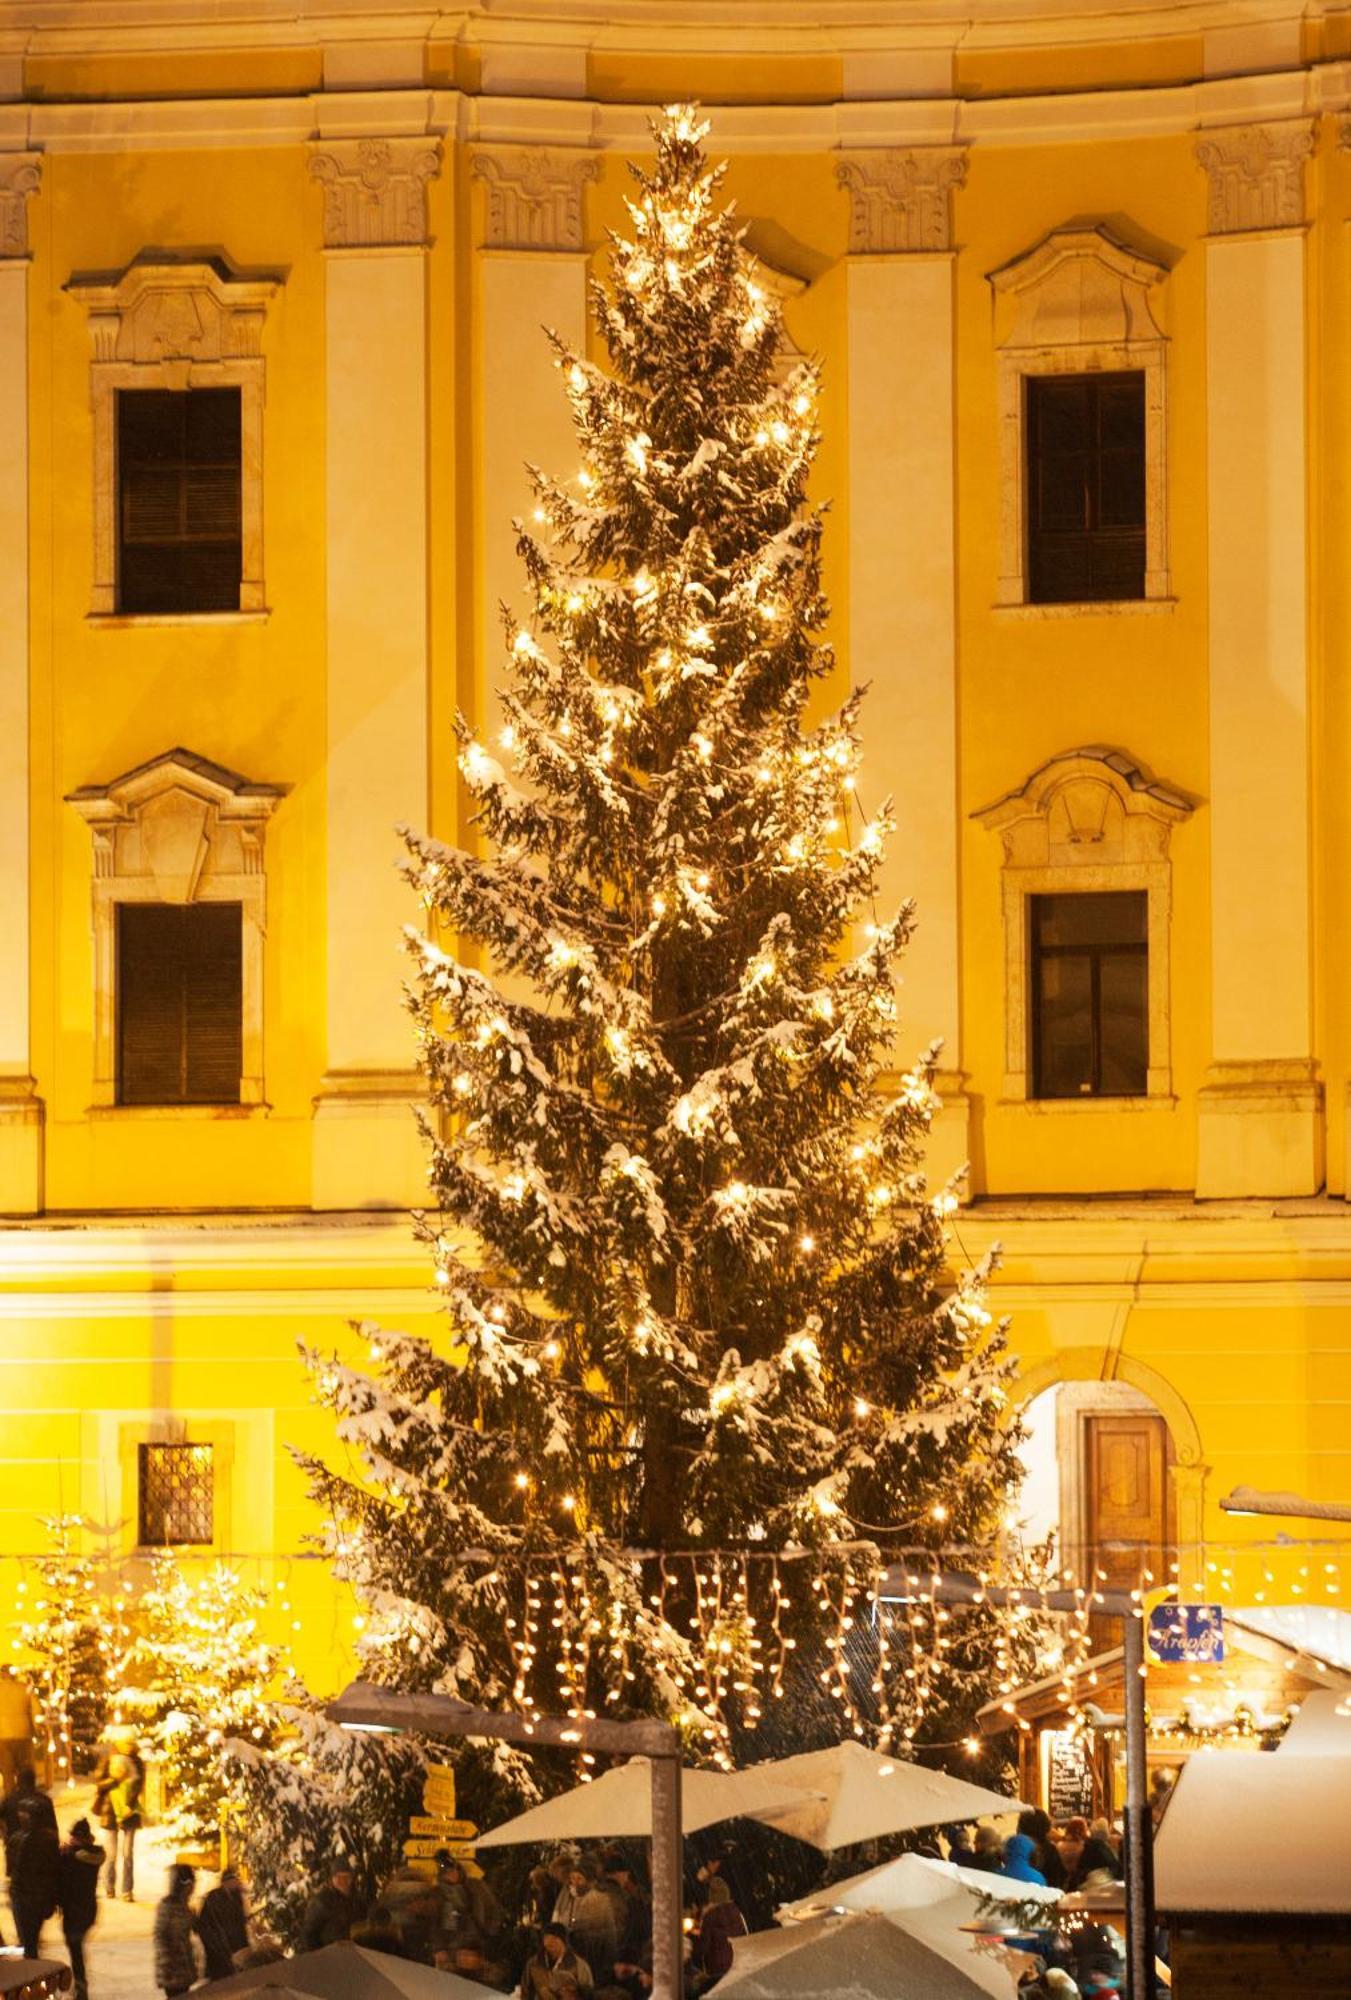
716, 1908, 1020, 2000
780, 1848, 1060, 1922
476, 1755, 817, 1847
208, 1942, 492, 1997
741, 1740, 1027, 1852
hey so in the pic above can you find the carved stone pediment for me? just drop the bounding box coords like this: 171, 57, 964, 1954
975, 747, 1195, 868
990, 227, 1167, 349
66, 256, 279, 367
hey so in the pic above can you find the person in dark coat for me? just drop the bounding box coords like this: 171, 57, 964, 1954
196, 1865, 250, 1981
10, 1793, 62, 1961
300, 1859, 365, 1952
1068, 1834, 1123, 1890
352, 1901, 409, 1958
946, 1824, 978, 1870
154, 1863, 200, 1998
2, 1766, 58, 1863
692, 1878, 746, 1989
58, 1817, 104, 2000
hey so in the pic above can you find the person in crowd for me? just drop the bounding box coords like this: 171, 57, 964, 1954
1055, 1816, 1088, 1880
91, 1737, 144, 1902
58, 1816, 104, 2000
2, 1766, 57, 1867
1149, 1769, 1176, 1830
196, 1865, 250, 1981
1088, 1817, 1120, 1863
691, 1877, 746, 1991
968, 1824, 1005, 1873
383, 1862, 442, 1964
999, 1832, 1048, 1886
562, 1860, 618, 1987
522, 1920, 594, 1997
154, 1863, 200, 1999
612, 1935, 654, 2000
1069, 1831, 1122, 1891
604, 1859, 651, 1965
300, 1857, 366, 1952
10, 1792, 61, 1961
352, 1901, 409, 1958
1017, 1809, 1066, 1888
946, 1824, 978, 1870
434, 1850, 505, 1963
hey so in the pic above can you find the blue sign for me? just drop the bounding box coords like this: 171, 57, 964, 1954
1147, 1602, 1225, 1664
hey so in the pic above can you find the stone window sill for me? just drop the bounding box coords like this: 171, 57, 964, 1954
993, 598, 1177, 621
999, 1094, 1178, 1114
87, 610, 271, 630
88, 1102, 271, 1120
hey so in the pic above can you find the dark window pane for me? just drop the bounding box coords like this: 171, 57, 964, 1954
117, 902, 242, 1105
1035, 892, 1147, 949
139, 1443, 214, 1547
116, 388, 242, 614
1035, 951, 1095, 1098
1027, 372, 1146, 604
1099, 950, 1149, 1095
1031, 892, 1149, 1100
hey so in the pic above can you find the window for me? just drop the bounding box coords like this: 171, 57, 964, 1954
138, 1442, 215, 1546
117, 902, 243, 1106
1031, 891, 1148, 1098
117, 389, 242, 615
1026, 373, 1145, 603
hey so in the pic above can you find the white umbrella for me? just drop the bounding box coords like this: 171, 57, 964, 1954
743, 1740, 1027, 1851
476, 1756, 817, 1847
780, 1849, 1060, 1922
717, 1908, 1027, 2000
1277, 1686, 1351, 1755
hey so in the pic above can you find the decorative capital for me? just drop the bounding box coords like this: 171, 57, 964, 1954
472, 147, 601, 252
1195, 120, 1315, 235
308, 136, 442, 249
836, 147, 967, 255
0, 153, 41, 259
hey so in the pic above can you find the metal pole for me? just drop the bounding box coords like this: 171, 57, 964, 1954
648, 1752, 683, 2000
1121, 1608, 1156, 2000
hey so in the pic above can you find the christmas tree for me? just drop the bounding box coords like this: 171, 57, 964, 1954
17, 1516, 114, 1779
129, 1558, 284, 1847
301, 109, 1027, 1786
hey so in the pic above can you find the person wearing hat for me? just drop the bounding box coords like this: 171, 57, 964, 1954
521, 1920, 594, 1998
154, 1863, 201, 1998
300, 1857, 366, 1952
58, 1816, 104, 2000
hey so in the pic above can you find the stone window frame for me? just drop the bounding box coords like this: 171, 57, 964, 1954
988, 227, 1170, 612
65, 255, 280, 620
119, 1419, 235, 1557
974, 748, 1194, 1104
66, 749, 286, 1112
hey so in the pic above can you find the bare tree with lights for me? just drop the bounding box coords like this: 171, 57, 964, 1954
300, 109, 1029, 1794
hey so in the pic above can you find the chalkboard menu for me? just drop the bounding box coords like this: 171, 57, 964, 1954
1045, 1729, 1095, 1822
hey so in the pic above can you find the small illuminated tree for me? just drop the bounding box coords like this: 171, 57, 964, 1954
17, 1516, 123, 1779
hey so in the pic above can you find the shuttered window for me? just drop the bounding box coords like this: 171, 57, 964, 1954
1026, 372, 1146, 604
138, 1443, 215, 1547
116, 903, 243, 1106
116, 388, 242, 614
1031, 891, 1148, 1099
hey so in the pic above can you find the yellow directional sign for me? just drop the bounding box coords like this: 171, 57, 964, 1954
404, 1837, 477, 1861
409, 1816, 478, 1840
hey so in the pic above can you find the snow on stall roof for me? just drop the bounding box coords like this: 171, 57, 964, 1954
1235, 1603, 1351, 1671
1155, 1751, 1351, 1914
1278, 1685, 1351, 1756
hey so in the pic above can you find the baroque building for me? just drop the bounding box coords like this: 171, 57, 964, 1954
1, 0, 1349, 1690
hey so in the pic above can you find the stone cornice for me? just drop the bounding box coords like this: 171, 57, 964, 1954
0, 150, 39, 258
308, 133, 442, 247
472, 144, 600, 251
837, 145, 966, 253
1195, 117, 1316, 234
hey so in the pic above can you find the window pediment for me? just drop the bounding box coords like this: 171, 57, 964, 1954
66, 254, 279, 370
975, 747, 1195, 868
989, 226, 1168, 350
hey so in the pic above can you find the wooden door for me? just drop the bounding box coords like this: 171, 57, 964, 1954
1084, 1413, 1172, 1642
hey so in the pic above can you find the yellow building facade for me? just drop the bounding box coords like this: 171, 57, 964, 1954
1, 0, 1349, 1689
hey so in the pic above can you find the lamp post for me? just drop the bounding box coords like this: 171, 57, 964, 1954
328, 1682, 684, 2000
877, 1568, 1152, 2000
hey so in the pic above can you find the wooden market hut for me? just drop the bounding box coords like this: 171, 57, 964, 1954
975, 1613, 1350, 1819
1154, 1749, 1351, 1996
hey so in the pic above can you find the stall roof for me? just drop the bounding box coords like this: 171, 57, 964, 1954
1155, 1751, 1351, 1914
1277, 1685, 1351, 1756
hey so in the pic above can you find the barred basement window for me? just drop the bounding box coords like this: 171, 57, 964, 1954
117, 388, 242, 615
116, 902, 243, 1106
138, 1442, 215, 1547
1031, 890, 1148, 1099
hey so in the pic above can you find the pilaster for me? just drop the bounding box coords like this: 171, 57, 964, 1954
838, 149, 969, 1182
0, 153, 43, 1213
1195, 121, 1321, 1197
472, 146, 596, 733
309, 134, 440, 1209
